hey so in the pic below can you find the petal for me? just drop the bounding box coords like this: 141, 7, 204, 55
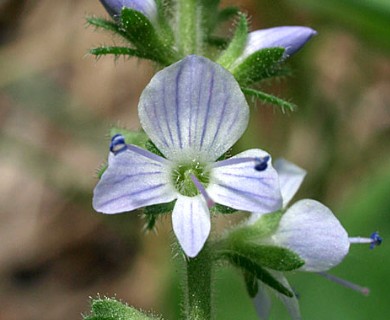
139, 55, 249, 162
208, 149, 282, 213
272, 199, 350, 272
253, 284, 272, 320
99, 0, 157, 21
274, 158, 306, 208
236, 26, 317, 64
93, 145, 176, 214
270, 272, 301, 320
172, 195, 211, 257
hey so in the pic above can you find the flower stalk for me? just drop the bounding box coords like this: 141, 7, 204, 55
184, 243, 212, 320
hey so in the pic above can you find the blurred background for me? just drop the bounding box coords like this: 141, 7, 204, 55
0, 0, 389, 319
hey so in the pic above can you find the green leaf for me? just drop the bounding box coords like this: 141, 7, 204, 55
243, 270, 259, 298
90, 46, 160, 62
110, 127, 149, 147
217, 13, 249, 69
217, 6, 240, 25
211, 203, 238, 214
242, 87, 296, 113
225, 252, 294, 297
120, 8, 176, 65
145, 140, 165, 158
84, 297, 162, 320
144, 200, 175, 215
231, 47, 285, 86
235, 243, 304, 271
86, 16, 127, 38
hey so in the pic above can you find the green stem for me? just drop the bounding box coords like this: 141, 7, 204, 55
176, 0, 203, 55
184, 244, 212, 320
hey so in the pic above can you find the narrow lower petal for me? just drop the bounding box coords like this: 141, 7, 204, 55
236, 26, 317, 65
208, 149, 282, 213
272, 199, 350, 272
93, 146, 176, 214
172, 195, 211, 257
270, 272, 301, 320
253, 284, 272, 320
139, 55, 249, 163
274, 158, 306, 208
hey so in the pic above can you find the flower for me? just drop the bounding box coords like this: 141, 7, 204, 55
251, 159, 382, 319
234, 26, 317, 67
93, 55, 282, 257
99, 0, 157, 21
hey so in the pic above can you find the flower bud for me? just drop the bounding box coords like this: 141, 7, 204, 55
99, 0, 157, 22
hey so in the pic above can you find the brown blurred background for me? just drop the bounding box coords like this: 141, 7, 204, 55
0, 0, 389, 319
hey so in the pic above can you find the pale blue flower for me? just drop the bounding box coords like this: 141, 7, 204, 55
252, 159, 381, 319
99, 0, 157, 21
234, 26, 317, 67
93, 55, 282, 257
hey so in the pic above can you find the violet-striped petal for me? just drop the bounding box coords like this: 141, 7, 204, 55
272, 199, 350, 272
208, 149, 282, 213
99, 0, 157, 21
172, 195, 211, 257
274, 158, 306, 208
93, 146, 176, 214
138, 55, 249, 163
236, 26, 317, 65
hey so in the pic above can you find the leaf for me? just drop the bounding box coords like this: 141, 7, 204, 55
231, 47, 285, 86
242, 87, 296, 113
225, 252, 294, 297
90, 46, 159, 62
217, 13, 249, 69
244, 270, 259, 298
84, 297, 162, 320
120, 8, 176, 65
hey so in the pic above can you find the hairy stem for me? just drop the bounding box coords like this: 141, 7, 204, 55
184, 244, 212, 319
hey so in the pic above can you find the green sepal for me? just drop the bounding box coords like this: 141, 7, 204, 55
217, 13, 248, 69
211, 203, 238, 214
90, 46, 158, 62
231, 48, 285, 86
243, 270, 259, 298
231, 243, 304, 271
83, 296, 162, 320
96, 162, 108, 179
224, 252, 293, 297
247, 211, 283, 239
217, 6, 240, 25
142, 201, 175, 231
145, 140, 165, 158
242, 87, 296, 113
86, 16, 128, 38
144, 201, 175, 215
120, 8, 176, 66
110, 127, 149, 147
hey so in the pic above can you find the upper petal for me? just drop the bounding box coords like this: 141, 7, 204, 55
172, 195, 211, 257
208, 149, 282, 213
93, 145, 177, 214
272, 199, 350, 272
274, 158, 306, 208
236, 26, 317, 65
138, 55, 249, 163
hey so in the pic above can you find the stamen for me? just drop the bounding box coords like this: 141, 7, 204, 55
190, 174, 215, 208
110, 134, 127, 155
317, 272, 370, 296
349, 231, 382, 249
254, 156, 270, 171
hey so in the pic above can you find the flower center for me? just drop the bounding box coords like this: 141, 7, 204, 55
172, 161, 210, 197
